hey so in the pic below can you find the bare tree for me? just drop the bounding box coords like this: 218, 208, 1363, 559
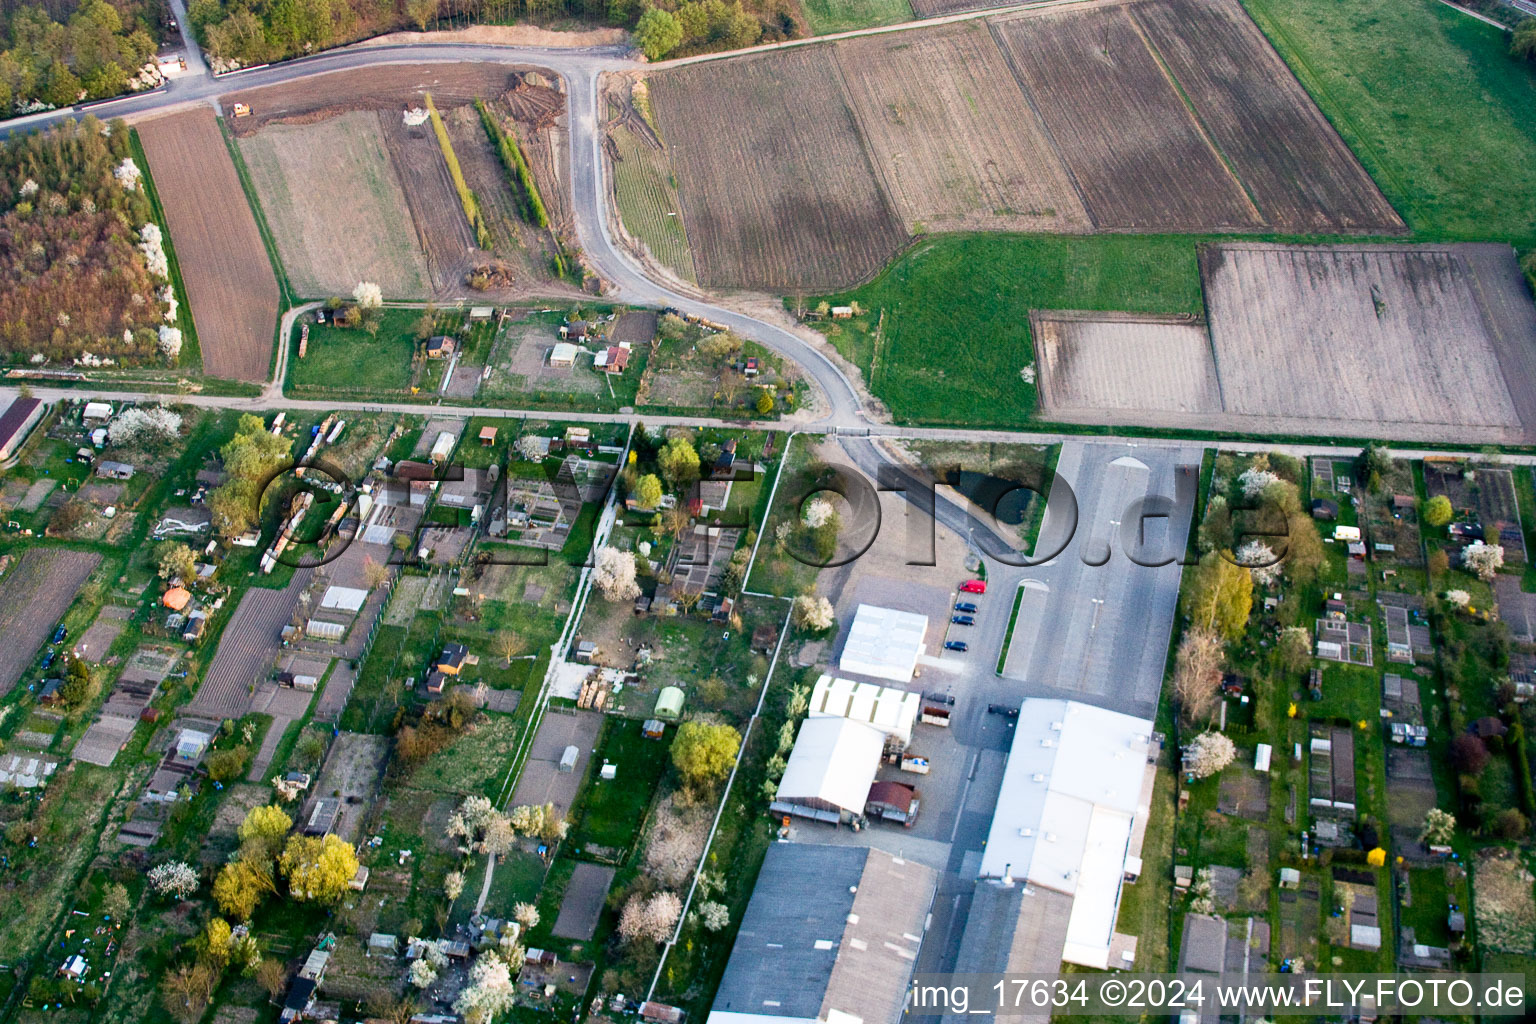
363, 555, 390, 591
1171, 628, 1223, 726
492, 632, 527, 666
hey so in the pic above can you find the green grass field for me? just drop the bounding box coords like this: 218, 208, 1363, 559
569, 719, 672, 852
801, 0, 913, 34
1243, 0, 1536, 244
289, 308, 417, 393
814, 234, 1204, 427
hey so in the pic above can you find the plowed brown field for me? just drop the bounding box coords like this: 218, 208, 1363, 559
991, 6, 1260, 231
137, 109, 280, 381
0, 548, 100, 695
648, 48, 908, 292
836, 20, 1090, 233
1130, 0, 1401, 234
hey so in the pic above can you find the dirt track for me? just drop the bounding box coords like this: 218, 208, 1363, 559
138, 108, 280, 381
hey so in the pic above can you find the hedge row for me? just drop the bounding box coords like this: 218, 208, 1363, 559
425, 93, 493, 249
475, 99, 549, 230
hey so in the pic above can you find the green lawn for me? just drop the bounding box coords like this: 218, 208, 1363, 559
568, 718, 672, 853
1243, 0, 1536, 243
289, 309, 417, 393
801, 0, 913, 34
814, 234, 1204, 427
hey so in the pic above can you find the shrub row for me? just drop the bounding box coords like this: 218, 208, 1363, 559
475, 99, 549, 230
425, 93, 493, 249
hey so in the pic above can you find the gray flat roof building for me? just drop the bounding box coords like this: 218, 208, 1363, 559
707, 843, 935, 1024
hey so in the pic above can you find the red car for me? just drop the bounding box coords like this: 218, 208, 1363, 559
959, 580, 986, 594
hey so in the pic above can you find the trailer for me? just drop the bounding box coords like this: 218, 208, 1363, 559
899, 754, 931, 775
920, 705, 951, 727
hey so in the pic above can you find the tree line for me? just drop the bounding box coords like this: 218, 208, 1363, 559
0, 0, 165, 112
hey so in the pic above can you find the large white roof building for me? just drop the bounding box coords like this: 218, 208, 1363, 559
976, 699, 1155, 969
808, 674, 920, 747
770, 716, 885, 823
838, 604, 928, 683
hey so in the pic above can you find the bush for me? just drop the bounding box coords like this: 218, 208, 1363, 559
1451, 733, 1490, 774
1492, 807, 1530, 840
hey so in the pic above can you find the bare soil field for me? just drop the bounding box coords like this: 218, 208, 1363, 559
909, 0, 1007, 16
1201, 243, 1534, 439
648, 47, 908, 291
1037, 243, 1536, 442
1032, 311, 1220, 416
379, 110, 480, 295
836, 21, 1089, 233
0, 548, 100, 695
137, 109, 279, 381
239, 110, 428, 299
231, 65, 574, 301
990, 6, 1260, 231
1130, 0, 1401, 234
222, 64, 533, 133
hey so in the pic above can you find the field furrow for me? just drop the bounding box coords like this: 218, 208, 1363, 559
1131, 0, 1403, 234
648, 47, 909, 292
835, 21, 1090, 234
990, 6, 1261, 232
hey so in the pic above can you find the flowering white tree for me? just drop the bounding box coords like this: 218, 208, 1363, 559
444, 871, 465, 901
352, 281, 383, 309
408, 956, 438, 989
454, 954, 516, 1024
508, 803, 542, 836
592, 546, 641, 601
148, 860, 199, 899
158, 325, 183, 360
698, 900, 730, 932
619, 890, 682, 944
109, 406, 182, 447
447, 795, 516, 856
1445, 589, 1471, 609
513, 902, 540, 929
802, 497, 835, 528
138, 223, 169, 278
497, 936, 526, 973
1183, 731, 1236, 780
1239, 468, 1281, 500
1420, 808, 1457, 846
114, 158, 141, 191
791, 593, 834, 631
1464, 541, 1504, 582
1235, 540, 1281, 585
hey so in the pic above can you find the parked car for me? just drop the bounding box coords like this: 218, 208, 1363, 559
50, 625, 67, 645
951, 615, 975, 626
986, 703, 1020, 719
943, 640, 968, 652
40, 650, 56, 671
954, 601, 977, 614
959, 579, 987, 594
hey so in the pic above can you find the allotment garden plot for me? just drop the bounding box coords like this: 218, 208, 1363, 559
137, 109, 280, 381
1034, 242, 1536, 442
0, 548, 101, 695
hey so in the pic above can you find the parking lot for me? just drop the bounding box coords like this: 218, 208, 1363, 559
802, 438, 1199, 980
